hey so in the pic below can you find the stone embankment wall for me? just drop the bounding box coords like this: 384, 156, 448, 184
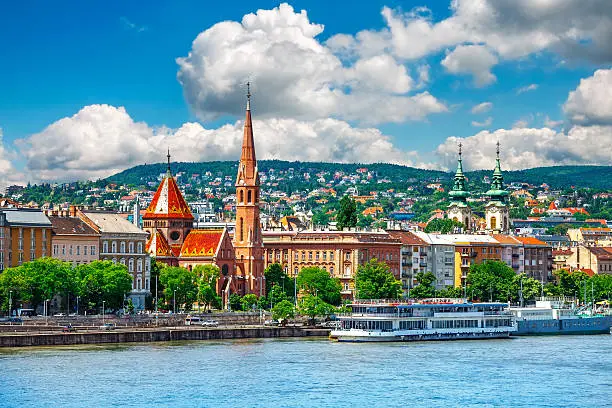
0, 327, 330, 347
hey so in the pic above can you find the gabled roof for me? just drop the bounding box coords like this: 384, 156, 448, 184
180, 229, 224, 258
143, 175, 193, 220
145, 229, 173, 257
387, 230, 428, 246
492, 234, 521, 245
515, 236, 547, 246
81, 211, 146, 234
49, 216, 99, 236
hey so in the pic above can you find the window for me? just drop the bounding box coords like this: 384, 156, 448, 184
345, 252, 351, 261
91, 246, 96, 256
482, 248, 486, 254
247, 190, 252, 203
103, 241, 108, 253
53, 245, 58, 255
18, 228, 23, 239
239, 190, 244, 203
330, 252, 335, 261
129, 259, 134, 272
137, 259, 142, 273
301, 252, 305, 261
323, 252, 327, 260
315, 252, 320, 261
330, 266, 334, 274
129, 242, 134, 253
62, 245, 66, 255
294, 267, 298, 275
137, 242, 143, 253
308, 252, 313, 260
18, 252, 23, 264
120, 242, 126, 253
239, 217, 244, 241
294, 252, 298, 261
111, 241, 117, 253
0, 228, 3, 238
69, 246, 73, 255
30, 251, 35, 261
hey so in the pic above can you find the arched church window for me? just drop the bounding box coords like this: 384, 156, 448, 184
491, 217, 497, 230
239, 190, 244, 203
248, 190, 252, 203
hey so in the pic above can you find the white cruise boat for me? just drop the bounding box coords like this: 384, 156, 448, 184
330, 298, 516, 342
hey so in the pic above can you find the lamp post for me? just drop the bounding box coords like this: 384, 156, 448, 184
173, 290, 176, 314
294, 274, 297, 309
102, 300, 105, 326
76, 296, 80, 316
8, 290, 12, 316
44, 299, 49, 325
155, 275, 158, 314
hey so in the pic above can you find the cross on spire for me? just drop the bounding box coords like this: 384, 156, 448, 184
246, 81, 251, 111
167, 147, 171, 174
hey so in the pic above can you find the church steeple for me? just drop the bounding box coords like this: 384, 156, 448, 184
233, 83, 264, 297
166, 148, 172, 176
449, 142, 469, 203
237, 82, 258, 185
486, 141, 509, 202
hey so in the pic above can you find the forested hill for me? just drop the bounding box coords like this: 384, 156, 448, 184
106, 161, 612, 190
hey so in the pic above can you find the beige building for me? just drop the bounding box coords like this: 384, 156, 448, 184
262, 229, 401, 298
48, 214, 100, 266
567, 245, 612, 275
567, 227, 612, 247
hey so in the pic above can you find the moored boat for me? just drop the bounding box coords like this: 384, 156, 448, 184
510, 297, 612, 336
330, 298, 516, 342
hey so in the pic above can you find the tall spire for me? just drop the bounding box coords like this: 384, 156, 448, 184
237, 83, 258, 185
486, 140, 508, 202
449, 141, 468, 203
166, 148, 172, 176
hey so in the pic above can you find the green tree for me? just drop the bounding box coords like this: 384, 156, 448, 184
435, 286, 462, 298
355, 259, 401, 299
75, 260, 133, 311
229, 293, 242, 311
298, 294, 334, 323
424, 218, 464, 234
241, 293, 259, 311
336, 195, 357, 230
264, 263, 295, 300
268, 284, 289, 308
466, 261, 516, 302
272, 300, 295, 323
410, 272, 436, 299
194, 265, 221, 310
297, 267, 341, 306
159, 266, 198, 312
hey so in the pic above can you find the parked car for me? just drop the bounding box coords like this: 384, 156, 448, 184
53, 313, 66, 317
264, 319, 279, 326
99, 323, 116, 330
62, 324, 76, 333
201, 320, 219, 327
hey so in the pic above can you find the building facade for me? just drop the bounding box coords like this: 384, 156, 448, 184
412, 232, 455, 290
48, 211, 100, 266
515, 237, 553, 282
0, 209, 52, 270
447, 143, 472, 230
79, 210, 150, 310
485, 143, 510, 233
386, 230, 430, 294
262, 229, 401, 298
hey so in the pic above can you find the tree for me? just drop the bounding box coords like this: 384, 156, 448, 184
241, 294, 259, 311
336, 195, 357, 230
436, 286, 462, 298
355, 259, 401, 299
264, 263, 295, 300
229, 294, 242, 311
410, 272, 436, 299
297, 267, 342, 306
424, 218, 464, 234
272, 300, 295, 323
194, 265, 221, 310
298, 294, 334, 323
159, 266, 198, 312
466, 261, 516, 302
75, 261, 133, 311
268, 284, 289, 308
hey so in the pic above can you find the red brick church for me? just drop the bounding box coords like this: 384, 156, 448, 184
143, 90, 264, 301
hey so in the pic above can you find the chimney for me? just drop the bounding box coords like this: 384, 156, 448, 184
69, 205, 77, 217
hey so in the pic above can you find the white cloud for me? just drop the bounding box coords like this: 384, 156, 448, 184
512, 120, 529, 129
16, 104, 432, 182
544, 116, 563, 128
441, 45, 498, 87
516, 84, 538, 94
0, 127, 24, 186
471, 102, 493, 114
471, 117, 493, 128
176, 3, 446, 125
436, 125, 612, 170
415, 64, 430, 89
563, 68, 612, 125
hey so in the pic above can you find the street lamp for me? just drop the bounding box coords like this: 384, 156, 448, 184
76, 296, 80, 316
102, 300, 105, 326
44, 299, 50, 325
173, 290, 176, 314
8, 290, 12, 317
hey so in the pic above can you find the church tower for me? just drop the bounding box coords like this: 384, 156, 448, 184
233, 84, 264, 296
143, 150, 194, 265
447, 142, 472, 231
485, 142, 510, 233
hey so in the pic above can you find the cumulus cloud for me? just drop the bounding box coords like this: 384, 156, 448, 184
441, 45, 498, 87
0, 127, 24, 186
16, 104, 430, 182
176, 3, 446, 125
516, 84, 538, 94
436, 125, 612, 171
563, 69, 612, 125
544, 116, 563, 128
471, 117, 493, 128
330, 1, 612, 85
471, 102, 493, 114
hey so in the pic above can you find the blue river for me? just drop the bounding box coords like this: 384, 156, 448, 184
0, 335, 611, 408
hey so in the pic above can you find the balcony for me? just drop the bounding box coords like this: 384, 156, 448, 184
470, 251, 477, 257
419, 261, 427, 267
401, 260, 413, 267
512, 264, 520, 269
420, 251, 427, 256
512, 253, 520, 258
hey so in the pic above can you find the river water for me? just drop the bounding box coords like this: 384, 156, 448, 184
0, 335, 611, 408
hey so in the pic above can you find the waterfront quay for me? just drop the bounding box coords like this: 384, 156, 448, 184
0, 314, 330, 347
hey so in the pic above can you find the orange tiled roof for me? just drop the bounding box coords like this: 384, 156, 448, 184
515, 237, 547, 246
145, 229, 173, 257
387, 230, 427, 246
180, 229, 223, 258
143, 175, 194, 220
492, 235, 520, 245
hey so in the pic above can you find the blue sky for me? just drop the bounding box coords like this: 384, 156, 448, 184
1, 1, 611, 183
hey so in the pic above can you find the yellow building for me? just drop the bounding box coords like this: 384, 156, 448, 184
0, 208, 53, 270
